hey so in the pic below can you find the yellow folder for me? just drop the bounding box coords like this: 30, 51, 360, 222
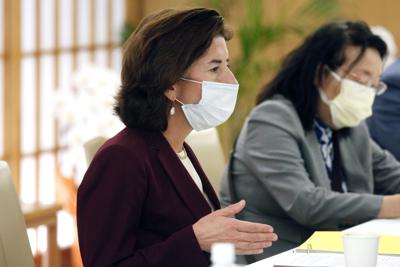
298, 231, 400, 255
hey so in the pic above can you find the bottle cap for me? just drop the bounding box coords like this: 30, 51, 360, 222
211, 243, 235, 263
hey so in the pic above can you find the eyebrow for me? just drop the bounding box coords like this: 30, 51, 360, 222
208, 59, 229, 64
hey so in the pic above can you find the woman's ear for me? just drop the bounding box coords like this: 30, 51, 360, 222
315, 64, 330, 89
164, 84, 177, 101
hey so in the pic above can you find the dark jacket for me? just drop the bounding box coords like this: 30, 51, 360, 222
77, 127, 220, 267
368, 59, 400, 160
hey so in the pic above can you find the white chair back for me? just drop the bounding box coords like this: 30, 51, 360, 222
0, 161, 34, 267
186, 128, 226, 194
83, 136, 107, 164
83, 129, 226, 195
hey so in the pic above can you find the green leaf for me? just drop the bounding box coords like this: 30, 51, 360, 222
120, 23, 136, 45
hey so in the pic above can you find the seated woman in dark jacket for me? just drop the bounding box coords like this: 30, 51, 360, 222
77, 8, 277, 267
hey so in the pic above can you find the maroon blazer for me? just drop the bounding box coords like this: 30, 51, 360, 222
77, 127, 221, 267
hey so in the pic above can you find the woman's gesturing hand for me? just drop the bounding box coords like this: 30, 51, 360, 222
193, 200, 278, 255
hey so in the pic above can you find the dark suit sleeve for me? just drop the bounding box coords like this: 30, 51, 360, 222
77, 144, 207, 267
367, 63, 400, 160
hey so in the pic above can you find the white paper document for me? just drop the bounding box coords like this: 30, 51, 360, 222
246, 250, 400, 267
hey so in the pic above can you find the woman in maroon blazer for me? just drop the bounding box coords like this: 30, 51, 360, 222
77, 8, 277, 267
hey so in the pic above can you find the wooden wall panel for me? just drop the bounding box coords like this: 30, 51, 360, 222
4, 0, 21, 190
342, 0, 400, 52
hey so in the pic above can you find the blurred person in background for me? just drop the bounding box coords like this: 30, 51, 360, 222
77, 8, 277, 267
221, 20, 400, 263
367, 26, 400, 160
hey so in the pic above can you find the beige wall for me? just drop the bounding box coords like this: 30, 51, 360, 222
129, 0, 400, 55
342, 0, 399, 52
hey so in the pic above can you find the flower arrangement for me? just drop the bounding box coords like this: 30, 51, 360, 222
54, 65, 124, 184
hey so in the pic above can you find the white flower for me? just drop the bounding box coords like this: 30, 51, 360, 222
54, 65, 124, 184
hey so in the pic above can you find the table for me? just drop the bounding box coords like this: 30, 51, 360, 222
246, 218, 400, 267
246, 249, 400, 267
345, 218, 400, 236
23, 203, 62, 267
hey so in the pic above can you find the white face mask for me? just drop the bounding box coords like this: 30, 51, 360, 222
176, 78, 239, 131
319, 68, 376, 129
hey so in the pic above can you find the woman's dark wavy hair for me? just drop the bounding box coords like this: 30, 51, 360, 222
256, 20, 387, 131
114, 8, 232, 131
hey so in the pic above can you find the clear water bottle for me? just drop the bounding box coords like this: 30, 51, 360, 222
210, 243, 235, 267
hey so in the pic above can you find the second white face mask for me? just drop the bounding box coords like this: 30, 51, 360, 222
319, 70, 376, 129
177, 78, 239, 131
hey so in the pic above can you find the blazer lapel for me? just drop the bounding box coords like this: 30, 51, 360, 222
337, 132, 368, 192
305, 130, 332, 189
145, 131, 213, 220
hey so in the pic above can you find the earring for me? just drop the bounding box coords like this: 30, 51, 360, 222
170, 106, 175, 115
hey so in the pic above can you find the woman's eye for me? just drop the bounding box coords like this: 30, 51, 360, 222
210, 66, 219, 73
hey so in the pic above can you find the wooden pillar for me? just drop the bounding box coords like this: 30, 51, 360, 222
4, 0, 21, 191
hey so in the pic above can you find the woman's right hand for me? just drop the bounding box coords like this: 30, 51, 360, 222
192, 200, 278, 255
